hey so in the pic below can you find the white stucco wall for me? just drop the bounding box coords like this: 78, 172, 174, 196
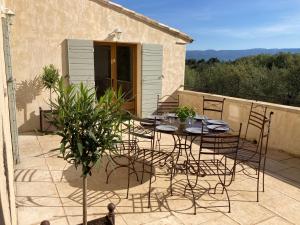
6, 0, 188, 132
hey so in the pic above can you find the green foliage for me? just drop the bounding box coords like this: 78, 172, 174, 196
185, 53, 300, 106
50, 80, 125, 176
41, 64, 60, 90
176, 106, 195, 122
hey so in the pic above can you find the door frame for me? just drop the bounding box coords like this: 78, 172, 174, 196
94, 41, 138, 114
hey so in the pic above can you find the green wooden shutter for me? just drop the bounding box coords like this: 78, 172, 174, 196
66, 39, 95, 87
142, 44, 163, 117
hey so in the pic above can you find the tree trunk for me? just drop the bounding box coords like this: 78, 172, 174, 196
83, 175, 87, 225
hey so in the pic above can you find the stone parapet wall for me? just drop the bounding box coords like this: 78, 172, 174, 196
178, 90, 300, 156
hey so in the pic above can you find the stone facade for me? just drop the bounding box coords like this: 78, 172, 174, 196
5, 0, 191, 132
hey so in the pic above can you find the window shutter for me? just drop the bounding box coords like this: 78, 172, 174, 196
141, 44, 163, 117
66, 39, 95, 87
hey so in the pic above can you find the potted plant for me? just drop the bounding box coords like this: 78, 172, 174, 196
50, 80, 124, 225
39, 64, 60, 132
176, 106, 196, 129
40, 64, 60, 107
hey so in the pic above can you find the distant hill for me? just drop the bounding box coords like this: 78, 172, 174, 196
186, 48, 300, 61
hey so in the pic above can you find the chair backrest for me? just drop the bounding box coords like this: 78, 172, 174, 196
243, 103, 274, 156
260, 111, 274, 156
156, 95, 179, 115
191, 123, 242, 185
127, 116, 156, 149
202, 97, 225, 119
199, 124, 242, 156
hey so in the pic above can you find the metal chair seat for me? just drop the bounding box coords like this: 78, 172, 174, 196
187, 160, 233, 177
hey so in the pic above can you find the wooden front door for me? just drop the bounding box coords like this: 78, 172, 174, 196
94, 42, 137, 114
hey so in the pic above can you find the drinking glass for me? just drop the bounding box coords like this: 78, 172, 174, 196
186, 117, 193, 128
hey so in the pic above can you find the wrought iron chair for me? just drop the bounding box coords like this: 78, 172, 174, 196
202, 96, 225, 119
127, 145, 174, 208
171, 124, 242, 214
105, 114, 157, 196
156, 94, 179, 115
235, 103, 274, 201
124, 114, 175, 208
128, 116, 157, 149
156, 95, 179, 151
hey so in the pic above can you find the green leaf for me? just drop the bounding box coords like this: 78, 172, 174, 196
77, 142, 83, 156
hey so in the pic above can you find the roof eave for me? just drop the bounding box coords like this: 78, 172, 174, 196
96, 0, 193, 43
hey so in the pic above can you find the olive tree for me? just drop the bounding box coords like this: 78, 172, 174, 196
51, 81, 124, 225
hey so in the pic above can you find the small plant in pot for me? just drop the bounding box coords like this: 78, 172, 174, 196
40, 64, 60, 109
175, 106, 196, 128
39, 64, 60, 132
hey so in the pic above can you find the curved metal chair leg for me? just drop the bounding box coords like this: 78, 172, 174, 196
170, 160, 174, 196
262, 157, 267, 192
126, 162, 130, 199
223, 185, 231, 213
148, 166, 153, 208
141, 161, 145, 184
257, 171, 260, 202
189, 184, 196, 215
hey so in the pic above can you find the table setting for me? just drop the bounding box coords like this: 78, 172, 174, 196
144, 106, 230, 135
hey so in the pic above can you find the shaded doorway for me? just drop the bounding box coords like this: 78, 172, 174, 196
94, 42, 137, 114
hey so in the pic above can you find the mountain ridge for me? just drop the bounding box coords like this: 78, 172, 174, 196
186, 48, 300, 61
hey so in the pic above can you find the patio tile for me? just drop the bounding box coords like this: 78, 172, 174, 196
121, 212, 172, 225
18, 134, 39, 146
55, 183, 83, 198
276, 167, 300, 183
267, 150, 293, 161
142, 215, 184, 225
230, 176, 282, 202
264, 175, 300, 201
164, 194, 225, 225
267, 149, 293, 161
256, 216, 293, 225
50, 167, 82, 183
46, 157, 71, 170
227, 201, 274, 225
17, 206, 67, 225
38, 141, 61, 154
279, 158, 300, 169
41, 149, 62, 158
16, 196, 62, 207
199, 215, 239, 225
18, 136, 41, 152
15, 157, 48, 170
67, 214, 128, 225
16, 182, 58, 197
173, 211, 224, 225
18, 146, 43, 158
64, 206, 111, 217
113, 198, 137, 214
265, 158, 291, 172
15, 169, 52, 182
15, 134, 300, 225
61, 191, 112, 207
260, 192, 300, 224
36, 134, 62, 144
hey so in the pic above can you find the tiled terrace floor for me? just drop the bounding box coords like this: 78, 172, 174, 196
16, 133, 300, 225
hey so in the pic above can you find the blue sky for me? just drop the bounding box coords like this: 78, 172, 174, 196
112, 0, 300, 50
